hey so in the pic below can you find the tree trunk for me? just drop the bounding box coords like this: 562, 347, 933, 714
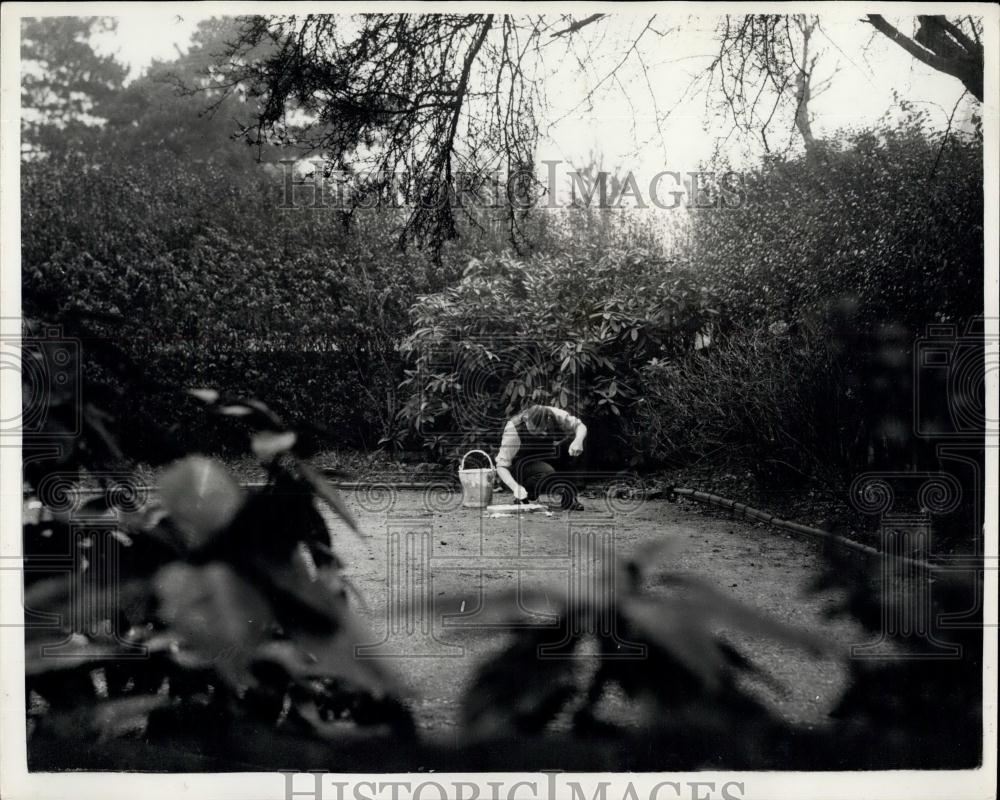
793, 17, 819, 155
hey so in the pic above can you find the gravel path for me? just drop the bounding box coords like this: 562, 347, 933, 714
320, 489, 870, 734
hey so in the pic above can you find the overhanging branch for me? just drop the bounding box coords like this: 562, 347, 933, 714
864, 14, 983, 101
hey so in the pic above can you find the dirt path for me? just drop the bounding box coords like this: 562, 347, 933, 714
321, 489, 868, 734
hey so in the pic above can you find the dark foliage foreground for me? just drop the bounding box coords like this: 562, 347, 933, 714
21, 314, 982, 771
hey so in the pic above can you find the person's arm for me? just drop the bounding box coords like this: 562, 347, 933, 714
495, 423, 528, 499
568, 420, 587, 456
496, 466, 527, 499
550, 407, 587, 456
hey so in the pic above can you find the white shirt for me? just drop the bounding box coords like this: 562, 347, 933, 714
495, 406, 583, 469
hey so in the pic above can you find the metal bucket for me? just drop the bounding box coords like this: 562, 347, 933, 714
458, 449, 495, 508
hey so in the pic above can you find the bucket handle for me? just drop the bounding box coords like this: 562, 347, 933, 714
460, 449, 495, 473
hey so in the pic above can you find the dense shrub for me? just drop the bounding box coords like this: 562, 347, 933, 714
396, 248, 718, 464
21, 150, 451, 452
632, 314, 933, 492
635, 326, 843, 480
636, 114, 985, 489
691, 112, 983, 330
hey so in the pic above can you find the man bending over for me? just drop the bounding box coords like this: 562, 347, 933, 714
495, 404, 587, 511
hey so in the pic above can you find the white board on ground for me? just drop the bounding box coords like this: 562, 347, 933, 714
484, 503, 548, 513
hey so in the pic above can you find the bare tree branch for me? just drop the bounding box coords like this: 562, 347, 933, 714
549, 14, 606, 39
864, 14, 983, 101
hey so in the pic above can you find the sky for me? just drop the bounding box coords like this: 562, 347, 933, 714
89, 9, 980, 179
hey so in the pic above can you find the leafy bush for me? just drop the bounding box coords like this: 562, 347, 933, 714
462, 540, 829, 745
21, 150, 451, 453
690, 111, 983, 330
397, 249, 718, 464
634, 325, 850, 484
23, 333, 414, 750
633, 114, 985, 492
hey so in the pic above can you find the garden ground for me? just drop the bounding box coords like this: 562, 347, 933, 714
321, 488, 873, 734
